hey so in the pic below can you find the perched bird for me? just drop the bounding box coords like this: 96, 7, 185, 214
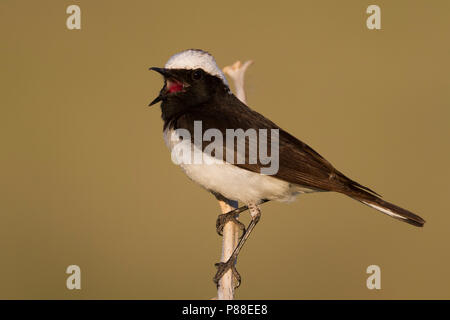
149, 49, 425, 286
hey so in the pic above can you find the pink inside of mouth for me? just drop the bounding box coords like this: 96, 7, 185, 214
166, 79, 183, 93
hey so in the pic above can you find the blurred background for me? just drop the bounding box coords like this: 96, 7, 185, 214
1, 0, 449, 299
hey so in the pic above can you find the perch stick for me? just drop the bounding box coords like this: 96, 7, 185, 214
216, 60, 253, 300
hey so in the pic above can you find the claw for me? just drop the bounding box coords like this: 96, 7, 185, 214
216, 212, 246, 238
213, 259, 241, 289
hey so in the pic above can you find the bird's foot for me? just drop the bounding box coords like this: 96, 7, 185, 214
213, 258, 241, 289
216, 211, 246, 238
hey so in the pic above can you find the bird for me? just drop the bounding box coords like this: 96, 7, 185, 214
148, 49, 425, 287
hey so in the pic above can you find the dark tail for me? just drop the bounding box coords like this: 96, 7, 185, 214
345, 187, 425, 227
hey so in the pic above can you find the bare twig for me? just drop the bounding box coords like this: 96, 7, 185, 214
216, 198, 239, 300
216, 60, 253, 300
223, 60, 253, 102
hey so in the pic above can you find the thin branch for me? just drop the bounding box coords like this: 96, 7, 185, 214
216, 199, 238, 300
216, 60, 253, 300
223, 60, 253, 102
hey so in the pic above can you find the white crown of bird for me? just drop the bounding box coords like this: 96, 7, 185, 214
164, 49, 229, 86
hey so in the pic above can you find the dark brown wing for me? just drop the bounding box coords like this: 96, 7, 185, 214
172, 94, 379, 197
169, 94, 428, 227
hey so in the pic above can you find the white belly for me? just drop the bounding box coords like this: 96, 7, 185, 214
163, 128, 310, 204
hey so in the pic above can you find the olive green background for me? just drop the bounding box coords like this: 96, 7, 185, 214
1, 0, 449, 299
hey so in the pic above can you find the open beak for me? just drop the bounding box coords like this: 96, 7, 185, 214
148, 67, 186, 106
149, 67, 171, 77
149, 67, 169, 106
148, 92, 164, 106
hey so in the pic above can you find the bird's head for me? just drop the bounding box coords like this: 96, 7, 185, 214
149, 49, 230, 108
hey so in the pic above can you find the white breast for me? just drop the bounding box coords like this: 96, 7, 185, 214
163, 128, 308, 204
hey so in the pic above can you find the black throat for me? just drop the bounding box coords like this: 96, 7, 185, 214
159, 73, 230, 130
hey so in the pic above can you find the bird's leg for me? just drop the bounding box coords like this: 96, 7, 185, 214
216, 204, 247, 238
213, 203, 262, 288
215, 199, 269, 238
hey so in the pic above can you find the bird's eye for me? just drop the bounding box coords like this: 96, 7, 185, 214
192, 69, 203, 80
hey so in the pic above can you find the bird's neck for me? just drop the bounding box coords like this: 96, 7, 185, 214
160, 101, 183, 126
